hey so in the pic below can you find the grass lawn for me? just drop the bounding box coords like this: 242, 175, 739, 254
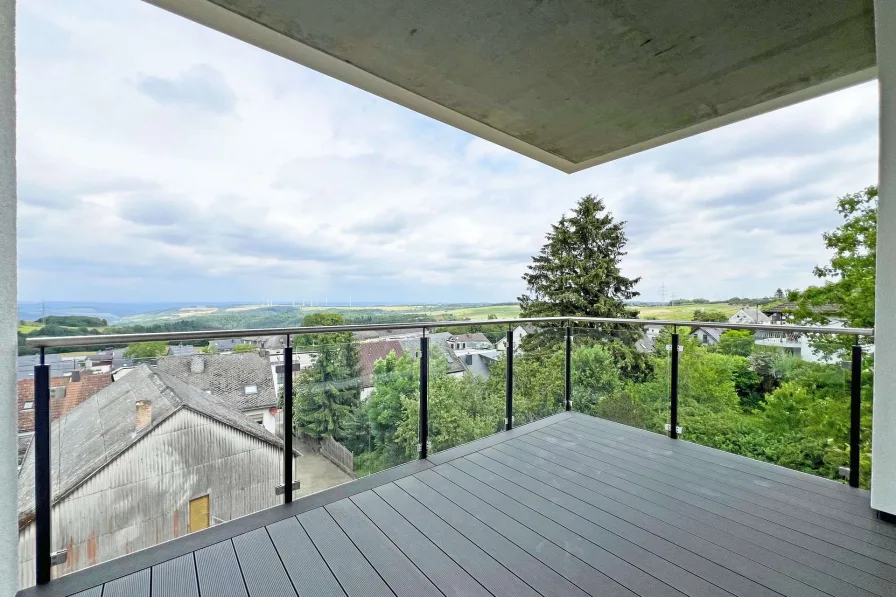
18, 322, 42, 333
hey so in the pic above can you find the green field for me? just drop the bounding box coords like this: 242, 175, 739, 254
18, 322, 42, 333
631, 303, 741, 321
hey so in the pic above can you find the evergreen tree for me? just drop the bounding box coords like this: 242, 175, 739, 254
519, 195, 640, 318
292, 338, 361, 440
518, 195, 648, 379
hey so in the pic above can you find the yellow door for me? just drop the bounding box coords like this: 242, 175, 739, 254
189, 495, 209, 533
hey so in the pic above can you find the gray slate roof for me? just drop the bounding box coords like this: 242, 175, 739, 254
156, 353, 277, 410
18, 364, 287, 520
397, 332, 466, 374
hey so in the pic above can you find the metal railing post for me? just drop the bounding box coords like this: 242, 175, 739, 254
283, 336, 293, 504
419, 334, 429, 459
505, 329, 514, 431
565, 325, 572, 412
670, 331, 679, 440
849, 342, 863, 488
35, 349, 52, 584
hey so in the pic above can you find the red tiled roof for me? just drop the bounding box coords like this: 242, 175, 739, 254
358, 340, 404, 388
17, 374, 113, 432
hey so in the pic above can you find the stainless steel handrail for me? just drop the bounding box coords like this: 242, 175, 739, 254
25, 315, 874, 348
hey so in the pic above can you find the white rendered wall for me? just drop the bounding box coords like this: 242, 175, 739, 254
872, 0, 896, 516
0, 0, 16, 593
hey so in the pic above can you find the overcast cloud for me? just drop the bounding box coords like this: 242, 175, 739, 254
15, 0, 879, 304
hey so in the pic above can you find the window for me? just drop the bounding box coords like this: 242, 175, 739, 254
245, 385, 258, 395
23, 401, 33, 410
249, 415, 264, 425
189, 495, 210, 532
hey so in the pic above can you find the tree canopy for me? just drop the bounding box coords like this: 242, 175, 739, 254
519, 195, 639, 319
798, 186, 876, 329
124, 341, 169, 359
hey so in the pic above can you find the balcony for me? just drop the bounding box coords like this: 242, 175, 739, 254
16, 316, 889, 597
17, 407, 896, 597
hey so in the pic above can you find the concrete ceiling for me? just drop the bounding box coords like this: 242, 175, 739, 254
147, 0, 877, 173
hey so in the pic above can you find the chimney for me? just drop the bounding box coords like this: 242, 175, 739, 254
190, 355, 205, 374
136, 400, 152, 431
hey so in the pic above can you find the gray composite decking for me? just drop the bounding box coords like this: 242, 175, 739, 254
19, 412, 896, 597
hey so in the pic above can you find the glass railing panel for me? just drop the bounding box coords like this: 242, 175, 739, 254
509, 325, 566, 426
677, 327, 868, 485
291, 333, 415, 479
426, 326, 506, 455
571, 324, 671, 434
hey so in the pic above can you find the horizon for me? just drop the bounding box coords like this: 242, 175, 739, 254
17, 0, 877, 305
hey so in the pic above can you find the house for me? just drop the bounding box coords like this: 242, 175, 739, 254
212, 338, 243, 352
358, 340, 405, 400
729, 307, 771, 325
495, 325, 530, 351
397, 332, 467, 379
166, 345, 196, 357
761, 302, 840, 324
16, 364, 301, 587
156, 353, 279, 434
17, 372, 113, 433
16, 354, 78, 381
635, 333, 657, 354
459, 350, 501, 379
270, 350, 319, 398
447, 332, 493, 351
689, 326, 722, 346
16, 372, 113, 468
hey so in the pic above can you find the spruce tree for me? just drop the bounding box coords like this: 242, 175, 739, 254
519, 195, 640, 318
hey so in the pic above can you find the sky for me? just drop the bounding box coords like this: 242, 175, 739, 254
15, 0, 879, 305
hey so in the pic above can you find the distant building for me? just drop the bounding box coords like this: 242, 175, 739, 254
448, 333, 493, 351
690, 326, 722, 346
156, 353, 279, 434
729, 307, 770, 325
495, 325, 530, 351
17, 364, 300, 588
761, 302, 839, 324
167, 345, 196, 357
399, 332, 466, 378
16, 372, 113, 468
459, 350, 501, 379
358, 340, 405, 400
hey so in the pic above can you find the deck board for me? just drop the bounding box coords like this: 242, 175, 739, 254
26, 412, 896, 597
232, 528, 297, 597
350, 490, 493, 597
297, 507, 394, 597
266, 517, 347, 597
151, 554, 199, 597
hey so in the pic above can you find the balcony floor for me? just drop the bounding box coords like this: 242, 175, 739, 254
19, 412, 896, 597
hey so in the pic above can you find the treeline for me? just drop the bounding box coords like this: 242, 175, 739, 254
17, 319, 220, 355
34, 315, 108, 327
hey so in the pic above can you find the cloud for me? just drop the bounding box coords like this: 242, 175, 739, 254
136, 64, 237, 114
14, 0, 880, 305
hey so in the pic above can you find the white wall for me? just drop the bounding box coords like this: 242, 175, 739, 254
872, 0, 896, 517
242, 407, 277, 435
0, 0, 16, 594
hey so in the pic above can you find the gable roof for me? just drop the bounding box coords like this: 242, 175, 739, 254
730, 308, 771, 324
167, 345, 197, 356
449, 333, 491, 345
690, 327, 723, 342
762, 302, 840, 315
358, 340, 405, 388
397, 333, 466, 375
17, 373, 114, 432
156, 353, 277, 410
17, 364, 288, 522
